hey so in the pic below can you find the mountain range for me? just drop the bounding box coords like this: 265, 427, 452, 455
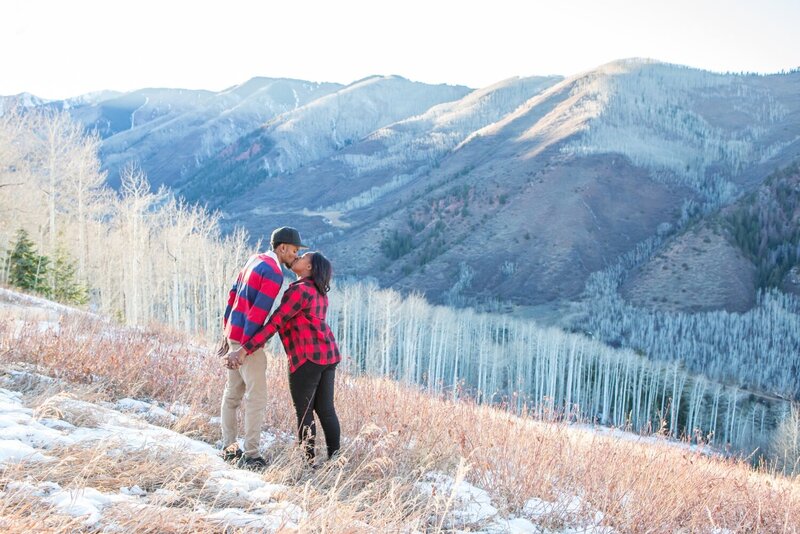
6, 59, 800, 315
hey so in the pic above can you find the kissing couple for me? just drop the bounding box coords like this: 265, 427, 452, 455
217, 226, 341, 471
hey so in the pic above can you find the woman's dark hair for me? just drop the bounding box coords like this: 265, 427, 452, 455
309, 252, 332, 295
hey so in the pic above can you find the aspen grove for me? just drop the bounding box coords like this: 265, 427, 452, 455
0, 107, 251, 331
0, 107, 792, 456
326, 281, 789, 453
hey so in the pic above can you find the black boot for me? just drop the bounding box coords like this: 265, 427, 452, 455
237, 455, 267, 472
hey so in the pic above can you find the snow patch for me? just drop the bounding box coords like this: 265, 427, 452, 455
6, 480, 132, 526
414, 471, 609, 533
482, 517, 539, 533
0, 438, 51, 463
120, 485, 147, 497
115, 398, 177, 422
208, 506, 301, 531
522, 494, 616, 533
168, 401, 193, 416
0, 287, 86, 316
416, 471, 498, 526
45, 485, 132, 526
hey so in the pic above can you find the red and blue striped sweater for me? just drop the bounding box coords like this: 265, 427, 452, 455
223, 251, 284, 346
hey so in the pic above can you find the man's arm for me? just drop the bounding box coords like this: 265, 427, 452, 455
239, 261, 283, 334
222, 275, 240, 329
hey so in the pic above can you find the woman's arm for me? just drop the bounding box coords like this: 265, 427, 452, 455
242, 285, 309, 354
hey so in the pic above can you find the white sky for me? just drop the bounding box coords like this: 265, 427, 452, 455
2, 0, 799, 100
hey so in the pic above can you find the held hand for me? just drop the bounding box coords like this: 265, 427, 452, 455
223, 352, 239, 369
224, 348, 246, 369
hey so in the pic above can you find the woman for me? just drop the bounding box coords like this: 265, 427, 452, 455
227, 251, 341, 464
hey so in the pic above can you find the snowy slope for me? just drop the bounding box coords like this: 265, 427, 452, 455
299, 60, 800, 307
223, 75, 560, 218
561, 59, 799, 200
234, 75, 472, 178
93, 79, 343, 188
0, 92, 48, 115
0, 366, 606, 532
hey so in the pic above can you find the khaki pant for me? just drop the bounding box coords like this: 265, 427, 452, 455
220, 340, 268, 457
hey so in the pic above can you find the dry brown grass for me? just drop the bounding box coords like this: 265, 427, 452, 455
1, 315, 799, 532
0, 498, 87, 534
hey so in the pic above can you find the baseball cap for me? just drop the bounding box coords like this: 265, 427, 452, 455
270, 226, 308, 249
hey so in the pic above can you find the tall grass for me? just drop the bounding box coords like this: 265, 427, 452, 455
1, 315, 799, 532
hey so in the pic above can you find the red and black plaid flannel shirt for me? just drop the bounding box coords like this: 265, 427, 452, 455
242, 277, 341, 373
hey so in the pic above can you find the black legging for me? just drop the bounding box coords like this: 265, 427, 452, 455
288, 361, 340, 460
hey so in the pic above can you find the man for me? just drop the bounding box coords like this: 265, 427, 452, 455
219, 226, 307, 470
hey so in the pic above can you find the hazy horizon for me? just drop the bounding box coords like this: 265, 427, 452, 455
2, 0, 798, 100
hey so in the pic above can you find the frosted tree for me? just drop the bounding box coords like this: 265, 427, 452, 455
771, 403, 800, 476
323, 280, 789, 452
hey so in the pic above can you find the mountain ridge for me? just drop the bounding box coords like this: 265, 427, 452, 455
7, 60, 799, 311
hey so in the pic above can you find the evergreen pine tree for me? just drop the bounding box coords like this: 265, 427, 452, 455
6, 229, 50, 295
52, 247, 89, 305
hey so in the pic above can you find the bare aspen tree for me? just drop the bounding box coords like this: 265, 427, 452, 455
0, 109, 44, 251
36, 110, 84, 258
116, 163, 161, 325
0, 108, 26, 255
63, 131, 106, 279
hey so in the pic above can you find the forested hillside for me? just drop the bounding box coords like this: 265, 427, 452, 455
0, 108, 250, 333
600, 162, 800, 401
298, 61, 800, 310
54, 78, 344, 189
725, 162, 800, 290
